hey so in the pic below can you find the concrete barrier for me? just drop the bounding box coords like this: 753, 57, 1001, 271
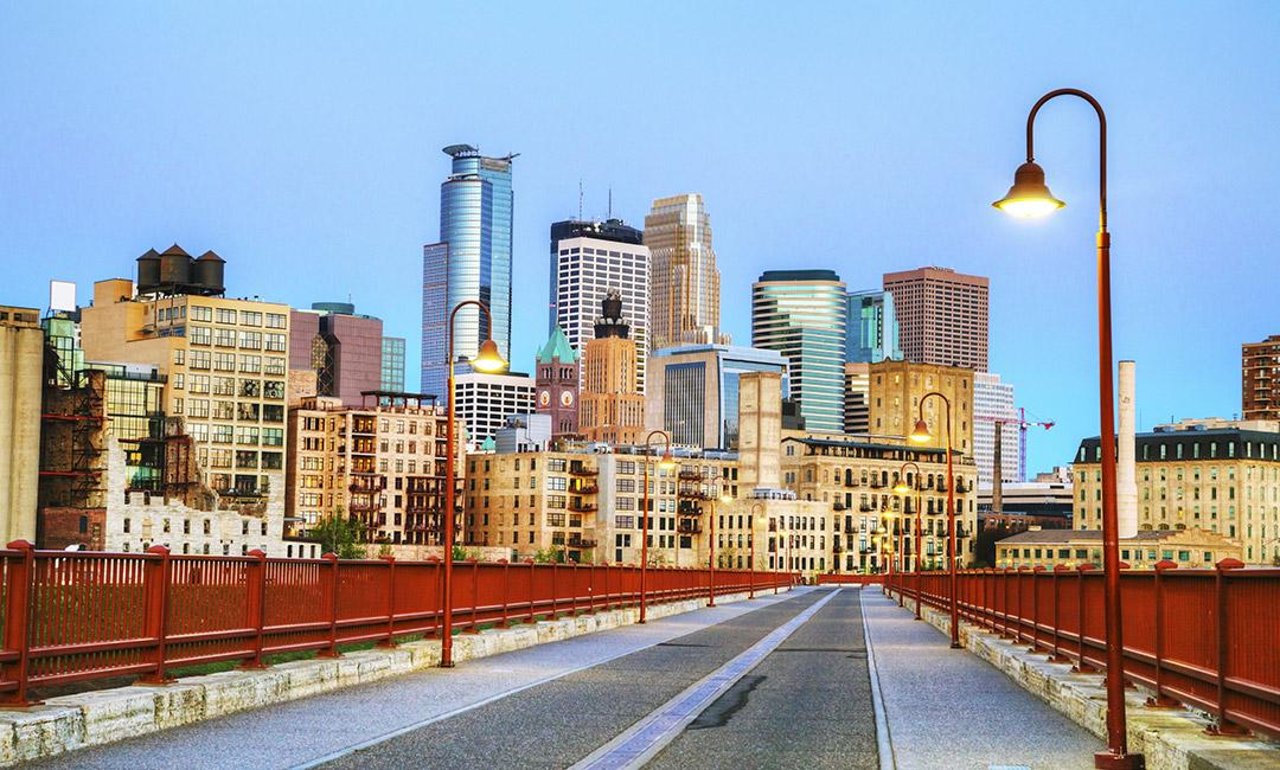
0, 588, 776, 766
887, 590, 1280, 770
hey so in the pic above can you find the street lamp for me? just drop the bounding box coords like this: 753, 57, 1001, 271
893, 460, 924, 620
994, 88, 1140, 770
910, 392, 961, 649
441, 299, 507, 668
707, 478, 732, 607
640, 429, 675, 623
750, 502, 763, 599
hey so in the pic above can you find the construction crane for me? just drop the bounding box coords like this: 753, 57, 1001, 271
990, 407, 1055, 518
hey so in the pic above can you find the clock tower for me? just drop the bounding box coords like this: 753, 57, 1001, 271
535, 326, 580, 437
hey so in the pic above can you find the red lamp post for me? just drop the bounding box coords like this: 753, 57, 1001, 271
893, 460, 924, 620
749, 502, 763, 599
639, 429, 674, 623
993, 88, 1140, 770
441, 299, 507, 668
910, 392, 960, 649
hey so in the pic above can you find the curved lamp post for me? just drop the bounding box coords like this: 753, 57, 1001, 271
993, 88, 1140, 770
909, 391, 960, 649
441, 300, 507, 668
750, 502, 763, 599
639, 429, 675, 623
707, 478, 732, 607
893, 460, 924, 620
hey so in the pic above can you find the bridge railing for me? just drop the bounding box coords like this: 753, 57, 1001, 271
885, 562, 1280, 741
815, 574, 883, 586
0, 540, 795, 705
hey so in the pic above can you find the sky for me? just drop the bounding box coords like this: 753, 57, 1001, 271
2, 2, 1278, 474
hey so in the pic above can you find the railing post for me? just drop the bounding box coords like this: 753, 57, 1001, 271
569, 561, 579, 617
377, 554, 397, 648
241, 549, 267, 669
1030, 566, 1045, 652
525, 559, 536, 624
1050, 564, 1069, 663
467, 558, 480, 633
498, 559, 510, 628
318, 553, 340, 657
0, 541, 39, 706
138, 545, 174, 684
1207, 558, 1247, 735
428, 556, 442, 637
1146, 560, 1178, 708
550, 561, 558, 620
1074, 564, 1097, 673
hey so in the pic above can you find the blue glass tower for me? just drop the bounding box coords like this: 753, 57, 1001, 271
845, 289, 902, 364
421, 144, 516, 400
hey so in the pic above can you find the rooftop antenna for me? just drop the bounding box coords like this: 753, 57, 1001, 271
608, 187, 613, 219
578, 180, 583, 221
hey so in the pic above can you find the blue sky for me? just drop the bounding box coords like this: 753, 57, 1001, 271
2, 2, 1278, 474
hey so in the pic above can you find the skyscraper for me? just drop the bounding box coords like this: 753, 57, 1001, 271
422, 144, 516, 399
534, 327, 580, 437
645, 194, 722, 352
646, 344, 787, 449
289, 302, 383, 406
974, 371, 1021, 485
548, 218, 649, 391
883, 266, 989, 372
1242, 334, 1280, 420
751, 270, 848, 433
381, 337, 406, 392
579, 291, 646, 445
846, 290, 901, 364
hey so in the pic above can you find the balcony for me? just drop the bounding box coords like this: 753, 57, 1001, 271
568, 466, 598, 478
833, 542, 845, 554
567, 537, 597, 549
568, 501, 598, 513
678, 470, 703, 481
844, 525, 858, 534
677, 522, 703, 535
833, 502, 846, 512
859, 504, 875, 513
570, 483, 599, 495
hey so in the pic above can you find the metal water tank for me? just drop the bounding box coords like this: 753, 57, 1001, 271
135, 249, 161, 292
194, 250, 226, 295
158, 244, 192, 286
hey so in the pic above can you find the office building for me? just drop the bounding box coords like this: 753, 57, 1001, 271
646, 344, 787, 450
381, 337, 406, 393
579, 292, 646, 445
0, 305, 43, 544
548, 219, 649, 391
78, 248, 291, 552
286, 392, 458, 548
453, 371, 535, 448
846, 290, 901, 364
1243, 334, 1280, 420
1072, 420, 1280, 564
751, 270, 847, 433
289, 302, 384, 406
645, 194, 723, 351
534, 327, 580, 437
868, 359, 974, 455
883, 266, 989, 372
974, 371, 1021, 486
422, 144, 516, 399
844, 363, 870, 435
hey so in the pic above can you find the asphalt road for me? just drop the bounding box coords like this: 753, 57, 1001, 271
322, 589, 873, 769
646, 588, 876, 770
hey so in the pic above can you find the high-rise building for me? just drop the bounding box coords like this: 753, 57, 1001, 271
453, 371, 535, 448
534, 327, 580, 437
645, 194, 722, 351
843, 362, 871, 435
751, 270, 848, 433
289, 302, 383, 406
381, 337, 406, 393
422, 144, 516, 399
646, 344, 787, 450
846, 290, 901, 364
974, 372, 1021, 486
548, 219, 650, 391
579, 292, 646, 445
883, 266, 989, 372
0, 305, 43, 544
1243, 334, 1280, 420
868, 359, 975, 457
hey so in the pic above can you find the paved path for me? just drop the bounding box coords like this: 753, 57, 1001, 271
862, 589, 1103, 770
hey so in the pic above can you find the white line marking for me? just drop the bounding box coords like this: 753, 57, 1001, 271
861, 586, 897, 770
290, 589, 802, 770
570, 588, 842, 770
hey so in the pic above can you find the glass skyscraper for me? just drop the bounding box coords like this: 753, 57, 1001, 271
845, 289, 901, 364
421, 144, 516, 400
751, 270, 848, 433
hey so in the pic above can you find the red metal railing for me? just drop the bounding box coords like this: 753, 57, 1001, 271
0, 540, 795, 705
885, 562, 1280, 740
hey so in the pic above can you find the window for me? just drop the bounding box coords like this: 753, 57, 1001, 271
190, 305, 213, 322
265, 333, 287, 352
189, 326, 212, 346
215, 308, 237, 324
265, 312, 286, 329
239, 331, 262, 349
240, 311, 262, 326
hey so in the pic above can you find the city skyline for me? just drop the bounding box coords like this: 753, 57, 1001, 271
2, 4, 1278, 475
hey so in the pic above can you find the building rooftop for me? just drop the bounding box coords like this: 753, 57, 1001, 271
757, 269, 842, 283
536, 327, 578, 364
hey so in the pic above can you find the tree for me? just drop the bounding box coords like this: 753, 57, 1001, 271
311, 515, 366, 559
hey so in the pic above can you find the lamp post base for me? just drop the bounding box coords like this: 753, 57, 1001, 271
949, 642, 962, 649
1094, 750, 1144, 769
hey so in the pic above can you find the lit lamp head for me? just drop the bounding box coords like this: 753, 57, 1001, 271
657, 450, 677, 471
719, 493, 734, 506
993, 161, 1065, 219
892, 480, 912, 496
471, 339, 508, 374
909, 418, 933, 444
